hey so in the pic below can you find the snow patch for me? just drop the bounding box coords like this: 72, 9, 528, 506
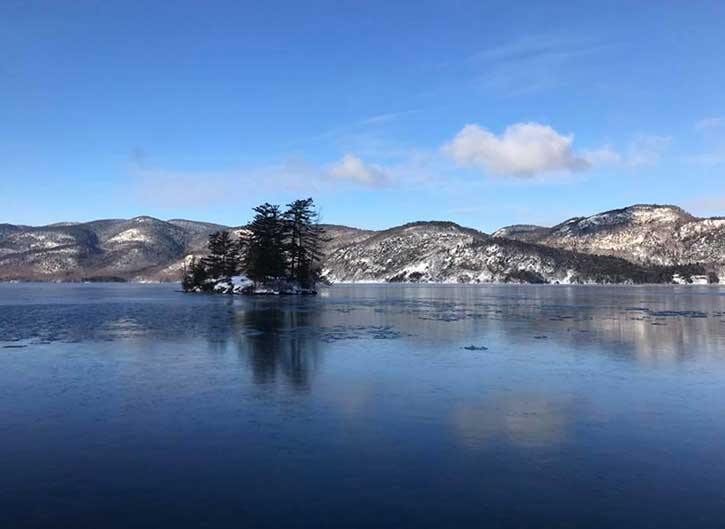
107, 228, 153, 244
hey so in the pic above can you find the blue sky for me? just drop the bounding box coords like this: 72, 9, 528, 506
2, 0, 725, 230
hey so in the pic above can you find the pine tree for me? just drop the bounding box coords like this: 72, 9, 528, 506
220, 231, 240, 278
236, 233, 248, 277
186, 199, 325, 294
181, 258, 195, 291
181, 256, 209, 291
203, 230, 238, 280
244, 203, 286, 284
283, 198, 325, 288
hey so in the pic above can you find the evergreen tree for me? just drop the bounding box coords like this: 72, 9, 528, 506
220, 231, 241, 278
203, 230, 238, 279
181, 258, 195, 291
244, 203, 286, 284
283, 198, 325, 288
186, 198, 325, 293
181, 256, 209, 291
236, 232, 248, 277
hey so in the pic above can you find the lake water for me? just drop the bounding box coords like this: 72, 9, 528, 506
1, 283, 725, 528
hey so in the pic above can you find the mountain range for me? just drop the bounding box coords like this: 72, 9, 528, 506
0, 204, 722, 284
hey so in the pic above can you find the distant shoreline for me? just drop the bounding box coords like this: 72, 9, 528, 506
0, 280, 721, 287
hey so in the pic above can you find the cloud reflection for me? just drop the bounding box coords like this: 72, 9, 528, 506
452, 395, 573, 450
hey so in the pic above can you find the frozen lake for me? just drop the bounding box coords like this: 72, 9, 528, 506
1, 283, 725, 528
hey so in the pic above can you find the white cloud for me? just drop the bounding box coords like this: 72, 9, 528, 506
327, 154, 393, 187
441, 122, 590, 177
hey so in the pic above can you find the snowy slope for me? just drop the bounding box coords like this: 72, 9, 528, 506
322, 221, 683, 284
494, 204, 725, 274
1, 204, 721, 283
0, 218, 227, 281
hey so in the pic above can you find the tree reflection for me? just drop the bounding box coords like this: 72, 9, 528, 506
234, 299, 322, 390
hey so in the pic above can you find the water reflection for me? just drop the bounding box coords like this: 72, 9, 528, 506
3, 284, 725, 528
2, 284, 725, 369
235, 300, 322, 389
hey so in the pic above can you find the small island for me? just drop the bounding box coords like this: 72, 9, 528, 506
182, 198, 326, 295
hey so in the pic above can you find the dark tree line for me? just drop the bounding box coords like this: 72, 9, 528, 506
182, 198, 325, 292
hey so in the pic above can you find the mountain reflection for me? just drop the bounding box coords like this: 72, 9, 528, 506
2, 284, 725, 383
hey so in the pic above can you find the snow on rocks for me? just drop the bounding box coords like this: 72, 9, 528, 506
191, 276, 317, 295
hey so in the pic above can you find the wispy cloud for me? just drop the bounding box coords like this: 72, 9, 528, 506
130, 116, 677, 212
358, 110, 419, 126
690, 117, 725, 166
582, 135, 672, 169
466, 33, 611, 97
130, 153, 396, 208
469, 34, 602, 64
582, 146, 622, 166
131, 162, 310, 208
688, 151, 725, 167
695, 117, 725, 131
289, 109, 420, 147
683, 196, 725, 216
327, 154, 393, 188
625, 134, 672, 168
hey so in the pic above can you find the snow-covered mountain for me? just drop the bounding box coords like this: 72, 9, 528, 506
0, 204, 721, 283
490, 224, 549, 243
0, 217, 227, 282
321, 221, 695, 284
493, 204, 725, 275
0, 223, 29, 242
319, 224, 378, 255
